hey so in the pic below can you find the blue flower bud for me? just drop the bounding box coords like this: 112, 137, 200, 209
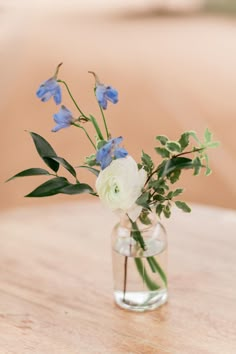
96, 84, 118, 110
36, 78, 62, 105
52, 105, 73, 132
96, 137, 128, 169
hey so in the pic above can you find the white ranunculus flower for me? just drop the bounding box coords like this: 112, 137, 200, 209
95, 156, 147, 221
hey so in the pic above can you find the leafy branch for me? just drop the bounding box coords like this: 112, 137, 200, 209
137, 129, 219, 219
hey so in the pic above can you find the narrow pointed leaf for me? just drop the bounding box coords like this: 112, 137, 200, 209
159, 157, 193, 177
29, 132, 59, 172
6, 168, 50, 182
60, 183, 94, 195
25, 177, 69, 197
193, 156, 202, 176
175, 201, 191, 213
76, 165, 100, 177
89, 115, 104, 140
45, 156, 77, 179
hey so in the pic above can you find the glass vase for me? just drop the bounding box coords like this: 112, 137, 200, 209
111, 212, 168, 312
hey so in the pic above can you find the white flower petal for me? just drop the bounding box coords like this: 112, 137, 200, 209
127, 204, 143, 222
96, 156, 147, 215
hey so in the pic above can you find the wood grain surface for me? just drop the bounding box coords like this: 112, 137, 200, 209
0, 201, 235, 353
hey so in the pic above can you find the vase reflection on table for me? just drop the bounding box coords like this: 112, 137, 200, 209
112, 212, 168, 312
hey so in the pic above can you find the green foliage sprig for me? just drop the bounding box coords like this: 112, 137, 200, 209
137, 129, 219, 219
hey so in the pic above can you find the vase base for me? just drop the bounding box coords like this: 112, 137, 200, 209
114, 289, 168, 312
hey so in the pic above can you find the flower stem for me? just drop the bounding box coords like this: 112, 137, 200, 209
72, 123, 96, 150
92, 87, 109, 140
99, 104, 109, 139
123, 256, 128, 302
57, 79, 88, 118
173, 147, 204, 158
89, 115, 104, 141
134, 258, 160, 291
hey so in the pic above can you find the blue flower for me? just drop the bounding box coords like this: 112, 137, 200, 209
36, 78, 62, 105
96, 84, 118, 110
52, 106, 73, 132
96, 136, 128, 169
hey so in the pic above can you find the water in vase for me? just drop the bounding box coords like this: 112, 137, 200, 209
112, 236, 168, 311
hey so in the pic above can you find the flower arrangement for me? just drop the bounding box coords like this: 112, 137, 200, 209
8, 63, 219, 311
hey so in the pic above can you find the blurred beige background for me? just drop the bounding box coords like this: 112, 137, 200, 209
1, 0, 236, 211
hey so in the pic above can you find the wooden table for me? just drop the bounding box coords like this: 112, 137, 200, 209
0, 202, 235, 353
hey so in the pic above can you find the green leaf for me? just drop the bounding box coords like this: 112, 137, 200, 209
172, 188, 184, 197
166, 141, 181, 153
205, 166, 212, 176
193, 156, 202, 176
85, 154, 97, 167
156, 135, 168, 145
89, 115, 104, 141
136, 192, 150, 209
155, 147, 170, 158
166, 191, 174, 199
45, 156, 77, 179
169, 169, 181, 184
97, 140, 107, 150
163, 205, 171, 218
25, 177, 69, 197
204, 154, 212, 176
188, 131, 201, 144
76, 165, 100, 177
206, 141, 220, 148
160, 157, 193, 177
60, 183, 94, 195
141, 151, 153, 173
153, 194, 166, 202
175, 201, 191, 213
139, 210, 152, 225
6, 168, 50, 182
156, 203, 164, 217
155, 187, 166, 195
29, 132, 59, 172
178, 132, 190, 151
204, 128, 212, 143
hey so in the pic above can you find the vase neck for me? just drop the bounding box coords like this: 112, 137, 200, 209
119, 211, 158, 231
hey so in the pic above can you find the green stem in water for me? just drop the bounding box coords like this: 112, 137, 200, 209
72, 123, 96, 150
128, 217, 167, 289
147, 257, 167, 287
57, 79, 88, 118
134, 258, 160, 291
123, 256, 128, 301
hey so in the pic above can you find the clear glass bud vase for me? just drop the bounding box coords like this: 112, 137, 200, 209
111, 212, 168, 312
